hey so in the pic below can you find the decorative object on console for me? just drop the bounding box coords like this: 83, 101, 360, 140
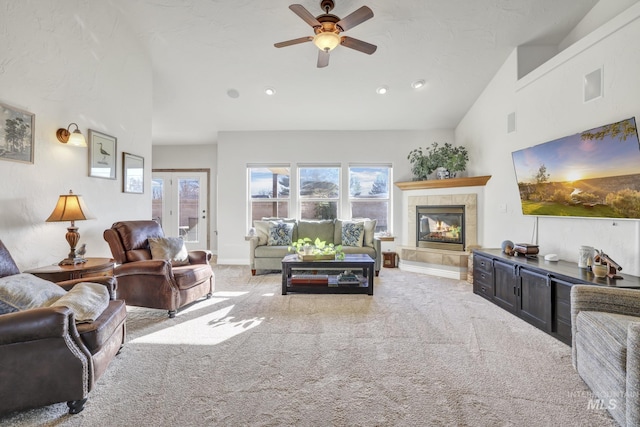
594, 249, 623, 279
0, 101, 34, 164
88, 129, 117, 180
512, 117, 640, 219
591, 264, 608, 278
56, 122, 86, 147
513, 243, 539, 257
578, 245, 594, 269
501, 240, 514, 255
46, 190, 95, 265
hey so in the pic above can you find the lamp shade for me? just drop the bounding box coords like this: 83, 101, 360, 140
46, 190, 95, 223
313, 32, 341, 52
67, 129, 87, 147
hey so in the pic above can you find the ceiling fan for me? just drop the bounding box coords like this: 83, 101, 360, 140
274, 0, 377, 68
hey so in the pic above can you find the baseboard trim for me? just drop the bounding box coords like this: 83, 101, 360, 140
399, 262, 467, 280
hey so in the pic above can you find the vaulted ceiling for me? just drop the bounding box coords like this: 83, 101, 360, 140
115, 0, 599, 145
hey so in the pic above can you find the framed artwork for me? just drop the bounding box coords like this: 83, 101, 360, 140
0, 102, 35, 164
88, 130, 117, 179
123, 152, 144, 194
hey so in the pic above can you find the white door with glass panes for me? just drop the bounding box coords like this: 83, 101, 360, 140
152, 171, 209, 250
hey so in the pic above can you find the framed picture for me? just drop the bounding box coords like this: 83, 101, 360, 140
123, 152, 144, 194
0, 102, 35, 164
88, 130, 117, 179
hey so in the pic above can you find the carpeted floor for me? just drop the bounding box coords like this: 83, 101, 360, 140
2, 265, 616, 426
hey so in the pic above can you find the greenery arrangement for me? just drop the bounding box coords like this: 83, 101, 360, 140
407, 142, 469, 180
288, 237, 345, 260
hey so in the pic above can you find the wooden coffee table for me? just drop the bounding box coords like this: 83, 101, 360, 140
281, 253, 375, 295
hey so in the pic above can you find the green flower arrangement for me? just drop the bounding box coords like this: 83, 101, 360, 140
288, 237, 345, 260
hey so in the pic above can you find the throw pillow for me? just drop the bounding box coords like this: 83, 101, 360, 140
352, 218, 378, 247
253, 220, 272, 246
268, 222, 294, 246
0, 273, 67, 314
342, 222, 365, 247
49, 282, 110, 323
148, 237, 189, 266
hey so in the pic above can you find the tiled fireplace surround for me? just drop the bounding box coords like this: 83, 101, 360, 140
399, 193, 478, 280
395, 176, 490, 279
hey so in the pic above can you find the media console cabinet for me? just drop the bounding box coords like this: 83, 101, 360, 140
472, 248, 640, 345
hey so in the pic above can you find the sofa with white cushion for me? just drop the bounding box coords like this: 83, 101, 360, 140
249, 218, 381, 276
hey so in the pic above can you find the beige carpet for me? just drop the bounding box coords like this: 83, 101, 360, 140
2, 265, 616, 426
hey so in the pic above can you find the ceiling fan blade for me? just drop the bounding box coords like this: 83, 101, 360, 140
274, 36, 313, 48
317, 50, 330, 68
289, 4, 322, 28
336, 6, 374, 32
341, 36, 377, 55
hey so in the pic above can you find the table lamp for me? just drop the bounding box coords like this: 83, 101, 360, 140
46, 190, 95, 265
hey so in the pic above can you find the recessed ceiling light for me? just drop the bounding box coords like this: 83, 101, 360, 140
411, 79, 426, 89
376, 86, 388, 95
227, 89, 240, 99
265, 87, 276, 96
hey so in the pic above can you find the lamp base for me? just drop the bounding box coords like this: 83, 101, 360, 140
59, 257, 87, 266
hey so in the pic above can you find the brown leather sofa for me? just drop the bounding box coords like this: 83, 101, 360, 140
0, 240, 126, 415
104, 220, 214, 318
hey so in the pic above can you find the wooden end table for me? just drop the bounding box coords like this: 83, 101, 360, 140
25, 257, 115, 282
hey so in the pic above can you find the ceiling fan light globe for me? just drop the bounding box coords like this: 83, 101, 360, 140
313, 32, 341, 52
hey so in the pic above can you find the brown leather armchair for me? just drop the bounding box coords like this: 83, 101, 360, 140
103, 220, 214, 318
0, 240, 126, 415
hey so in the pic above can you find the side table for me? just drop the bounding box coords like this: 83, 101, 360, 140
25, 257, 115, 282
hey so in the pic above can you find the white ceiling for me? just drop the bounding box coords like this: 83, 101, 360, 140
115, 0, 600, 145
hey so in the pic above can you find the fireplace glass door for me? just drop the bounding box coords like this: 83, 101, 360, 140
417, 205, 465, 251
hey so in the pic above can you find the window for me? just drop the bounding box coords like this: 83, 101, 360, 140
299, 166, 340, 220
349, 165, 391, 232
248, 166, 290, 222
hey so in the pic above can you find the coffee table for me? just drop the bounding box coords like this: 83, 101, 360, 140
281, 253, 375, 295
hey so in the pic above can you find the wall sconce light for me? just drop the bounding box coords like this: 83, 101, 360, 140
46, 190, 95, 265
56, 123, 87, 147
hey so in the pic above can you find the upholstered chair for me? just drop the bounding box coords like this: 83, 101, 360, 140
0, 240, 126, 415
103, 220, 214, 318
571, 285, 640, 427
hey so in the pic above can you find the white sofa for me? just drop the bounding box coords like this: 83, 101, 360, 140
249, 218, 381, 275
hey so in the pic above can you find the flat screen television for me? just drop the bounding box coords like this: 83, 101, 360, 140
511, 117, 640, 219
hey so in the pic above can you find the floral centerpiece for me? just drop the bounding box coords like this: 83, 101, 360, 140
288, 237, 345, 260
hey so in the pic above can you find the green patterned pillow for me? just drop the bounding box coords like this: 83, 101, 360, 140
268, 222, 294, 246
342, 222, 365, 247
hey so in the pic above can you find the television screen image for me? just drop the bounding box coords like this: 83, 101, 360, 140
511, 117, 640, 219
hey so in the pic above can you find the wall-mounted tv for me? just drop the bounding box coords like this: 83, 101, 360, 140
511, 117, 640, 219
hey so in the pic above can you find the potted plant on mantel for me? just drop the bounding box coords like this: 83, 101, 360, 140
407, 142, 469, 180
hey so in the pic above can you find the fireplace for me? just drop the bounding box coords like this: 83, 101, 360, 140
416, 205, 465, 251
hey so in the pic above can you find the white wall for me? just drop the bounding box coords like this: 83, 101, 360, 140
0, 1, 152, 270
152, 144, 218, 252
217, 129, 454, 264
456, 2, 640, 275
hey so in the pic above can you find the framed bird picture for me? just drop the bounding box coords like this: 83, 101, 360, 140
88, 129, 117, 179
